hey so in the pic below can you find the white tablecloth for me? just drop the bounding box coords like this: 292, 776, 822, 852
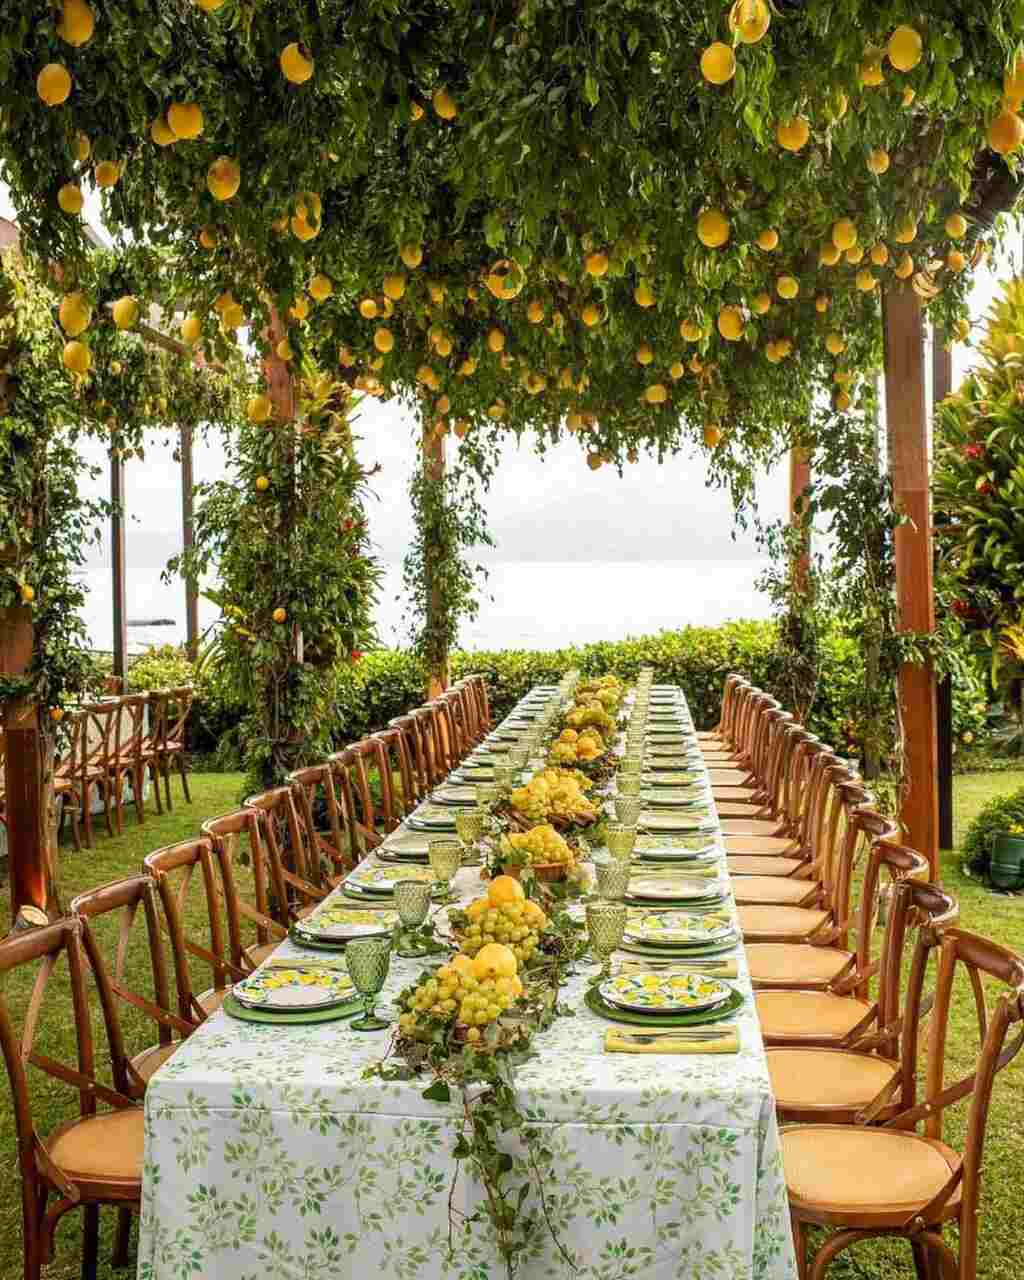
138, 690, 797, 1280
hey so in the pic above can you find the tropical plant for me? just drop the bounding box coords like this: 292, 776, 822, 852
961, 781, 1024, 877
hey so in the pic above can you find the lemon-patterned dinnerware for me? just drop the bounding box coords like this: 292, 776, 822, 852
346, 863, 436, 893
599, 971, 733, 1014
293, 905, 398, 941
233, 966, 356, 1011
628, 875, 723, 902
623, 909, 734, 947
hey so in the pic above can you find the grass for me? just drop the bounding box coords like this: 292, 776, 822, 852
0, 770, 1020, 1279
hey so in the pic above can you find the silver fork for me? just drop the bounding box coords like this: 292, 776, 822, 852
612, 1028, 735, 1042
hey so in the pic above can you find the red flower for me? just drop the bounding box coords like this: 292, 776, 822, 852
343, 518, 354, 531
963, 442, 986, 461
350, 649, 363, 664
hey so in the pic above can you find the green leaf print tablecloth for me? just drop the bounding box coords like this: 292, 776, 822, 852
138, 688, 797, 1280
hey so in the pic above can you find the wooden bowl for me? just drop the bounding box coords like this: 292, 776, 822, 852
498, 861, 569, 883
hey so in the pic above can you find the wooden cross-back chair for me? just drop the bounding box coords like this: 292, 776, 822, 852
387, 714, 433, 805
330, 745, 386, 862
424, 698, 462, 774
410, 705, 449, 786
70, 875, 195, 1093
711, 705, 793, 808
767, 875, 957, 1127
287, 762, 352, 890
702, 683, 762, 778
724, 728, 820, 874
108, 693, 153, 831
248, 784, 331, 916
701, 678, 757, 763
0, 918, 144, 1280
439, 686, 475, 757
72, 700, 121, 848
457, 673, 493, 739
150, 686, 194, 810
53, 712, 84, 852
696, 672, 745, 744
785, 922, 1024, 1280
201, 808, 289, 973
372, 727, 417, 823
143, 837, 246, 1025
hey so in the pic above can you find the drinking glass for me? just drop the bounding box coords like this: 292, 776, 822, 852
605, 822, 637, 861
455, 808, 486, 864
619, 755, 643, 777
594, 857, 631, 901
494, 760, 517, 793
615, 795, 643, 826
477, 783, 499, 811
586, 902, 627, 980
617, 774, 642, 797
428, 839, 462, 899
346, 936, 392, 1031
394, 880, 432, 957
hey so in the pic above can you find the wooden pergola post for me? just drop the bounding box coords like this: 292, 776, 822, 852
423, 421, 449, 699
932, 337, 955, 851
789, 444, 811, 593
882, 285, 939, 877
180, 421, 199, 662
110, 434, 127, 685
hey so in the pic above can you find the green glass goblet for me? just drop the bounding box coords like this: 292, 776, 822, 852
618, 755, 643, 777
614, 795, 644, 827
494, 760, 517, 793
594, 856, 631, 901
617, 774, 642, 797
605, 822, 637, 861
477, 783, 500, 811
394, 880, 433, 957
455, 808, 486, 864
428, 838, 462, 900
346, 936, 392, 1031
586, 902, 627, 980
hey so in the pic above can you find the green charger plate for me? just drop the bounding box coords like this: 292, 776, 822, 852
223, 992, 362, 1025
617, 937, 738, 961
288, 925, 348, 951
584, 983, 744, 1027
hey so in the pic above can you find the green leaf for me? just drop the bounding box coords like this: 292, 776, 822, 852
422, 1080, 451, 1103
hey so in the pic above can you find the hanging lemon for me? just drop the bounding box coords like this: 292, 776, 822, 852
584, 250, 609, 277
57, 0, 95, 47
280, 43, 314, 84
168, 102, 203, 139
112, 296, 140, 330
635, 342, 654, 365
845, 245, 864, 264
855, 268, 877, 291
37, 63, 72, 106
703, 423, 722, 447
776, 117, 810, 152
700, 43, 736, 85
487, 327, 506, 351
819, 242, 841, 266
776, 275, 799, 299
893, 217, 918, 243
581, 303, 602, 327
247, 394, 272, 424
989, 109, 1024, 156
181, 313, 203, 345
309, 274, 333, 301
680, 319, 703, 341
374, 327, 394, 352
433, 87, 457, 119
945, 212, 967, 239
832, 218, 858, 250
62, 340, 91, 373
870, 242, 890, 265
752, 291, 772, 314
207, 156, 240, 200
729, 0, 770, 43
59, 292, 91, 336
644, 383, 668, 404
669, 361, 685, 380
815, 294, 829, 312
634, 279, 655, 307
894, 252, 914, 279
382, 273, 406, 300
947, 250, 966, 273
887, 25, 922, 72
756, 228, 779, 251
825, 332, 846, 355
867, 148, 890, 174
58, 183, 83, 215
697, 208, 730, 248
717, 306, 744, 340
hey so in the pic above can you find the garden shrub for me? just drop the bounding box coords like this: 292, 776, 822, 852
961, 783, 1024, 878
125, 644, 196, 693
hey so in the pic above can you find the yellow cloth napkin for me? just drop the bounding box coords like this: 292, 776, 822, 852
615, 959, 738, 979
604, 1028, 740, 1054
630, 861, 720, 878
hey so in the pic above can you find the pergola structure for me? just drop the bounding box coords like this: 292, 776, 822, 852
3, 1, 1024, 918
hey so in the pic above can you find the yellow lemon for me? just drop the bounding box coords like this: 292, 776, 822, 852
527, 298, 545, 322
835, 390, 851, 412
37, 63, 72, 106
112, 295, 139, 330
947, 250, 966, 273
697, 208, 730, 248
776, 274, 799, 299
777, 116, 810, 151
181, 313, 203, 345
168, 102, 203, 139
95, 160, 120, 187
59, 292, 91, 336
989, 109, 1024, 156
894, 218, 917, 244
487, 400, 506, 420
247, 394, 272, 424
855, 268, 877, 291
730, 0, 770, 44
700, 42, 736, 85
815, 294, 830, 312
902, 86, 915, 106
756, 228, 779, 251
703, 423, 722, 447
945, 212, 967, 239
819, 242, 841, 266
198, 225, 218, 249
58, 183, 83, 215
845, 245, 864, 264
832, 218, 858, 250
275, 338, 293, 362
280, 42, 314, 84
151, 114, 176, 146
288, 296, 309, 322
581, 303, 601, 327
74, 132, 90, 161
400, 242, 424, 269
383, 273, 406, 300
635, 342, 654, 365
867, 147, 890, 174
58, 0, 94, 46
272, 607, 287, 624
584, 250, 609, 276
487, 327, 506, 353
887, 25, 922, 72
870, 242, 889, 265
207, 156, 240, 200
680, 319, 702, 341
634, 279, 655, 307
309, 274, 333, 301
358, 297, 379, 319
255, 475, 270, 492
669, 360, 685, 380
752, 291, 771, 314
825, 332, 846, 355
644, 382, 668, 404
717, 305, 744, 340
410, 101, 424, 121
62, 339, 91, 374
374, 327, 394, 353
860, 56, 885, 86
433, 87, 457, 119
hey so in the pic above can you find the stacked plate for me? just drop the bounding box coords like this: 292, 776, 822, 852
431, 784, 481, 808
620, 908, 737, 955
625, 873, 727, 908
406, 803, 459, 832
292, 904, 397, 947
374, 830, 433, 863
227, 964, 362, 1023
639, 810, 717, 836
343, 861, 440, 902
599, 971, 734, 1014
633, 834, 720, 864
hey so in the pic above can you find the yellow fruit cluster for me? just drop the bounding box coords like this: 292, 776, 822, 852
501, 822, 574, 866
510, 767, 598, 824
549, 726, 604, 765
575, 674, 624, 711
564, 701, 616, 740
398, 951, 524, 1042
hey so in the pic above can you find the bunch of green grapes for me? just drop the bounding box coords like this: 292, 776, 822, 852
503, 823, 574, 865
460, 896, 548, 964
398, 961, 524, 1044
510, 767, 597, 824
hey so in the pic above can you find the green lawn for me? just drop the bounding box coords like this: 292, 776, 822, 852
0, 771, 1021, 1279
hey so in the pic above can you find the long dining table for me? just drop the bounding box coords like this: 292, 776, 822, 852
137, 685, 797, 1280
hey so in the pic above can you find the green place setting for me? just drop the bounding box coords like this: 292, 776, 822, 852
584, 983, 745, 1028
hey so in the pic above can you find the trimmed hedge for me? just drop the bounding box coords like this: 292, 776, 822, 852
961, 784, 1024, 878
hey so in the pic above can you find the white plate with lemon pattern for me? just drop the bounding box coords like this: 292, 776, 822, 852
599, 971, 732, 1014
346, 863, 437, 893
623, 909, 735, 947
233, 966, 356, 1011
293, 905, 398, 942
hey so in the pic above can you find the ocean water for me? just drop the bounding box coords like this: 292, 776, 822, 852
79, 558, 772, 655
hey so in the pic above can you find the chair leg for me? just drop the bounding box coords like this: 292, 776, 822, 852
912, 1239, 935, 1280
177, 752, 192, 804
81, 782, 94, 849
790, 1210, 809, 1280
148, 759, 163, 815
100, 778, 115, 838
112, 1206, 133, 1268
132, 763, 146, 824
161, 758, 173, 812
81, 1203, 99, 1280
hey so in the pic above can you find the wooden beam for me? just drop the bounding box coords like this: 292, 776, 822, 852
423, 420, 449, 699
0, 607, 50, 919
932, 338, 955, 851
883, 286, 939, 877
180, 422, 199, 662
110, 436, 127, 684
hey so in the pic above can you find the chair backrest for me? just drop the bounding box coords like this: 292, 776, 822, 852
201, 808, 289, 971
425, 698, 461, 772
439, 687, 473, 757
387, 714, 432, 804
143, 837, 244, 1024
372, 727, 416, 823
248, 784, 328, 913
410, 705, 447, 785
886, 920, 1024, 1274
848, 836, 932, 1008
79, 698, 123, 771
719, 674, 749, 743
117, 693, 149, 758
823, 782, 900, 946
0, 919, 136, 1199
159, 686, 194, 751
330, 745, 384, 861
287, 762, 350, 889
70, 874, 191, 1094
458, 673, 492, 735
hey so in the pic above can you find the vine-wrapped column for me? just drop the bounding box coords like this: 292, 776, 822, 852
422, 419, 449, 698
883, 284, 939, 877
788, 444, 811, 593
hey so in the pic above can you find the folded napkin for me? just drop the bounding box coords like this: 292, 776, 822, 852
630, 861, 720, 878
604, 1028, 739, 1055
615, 959, 738, 979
